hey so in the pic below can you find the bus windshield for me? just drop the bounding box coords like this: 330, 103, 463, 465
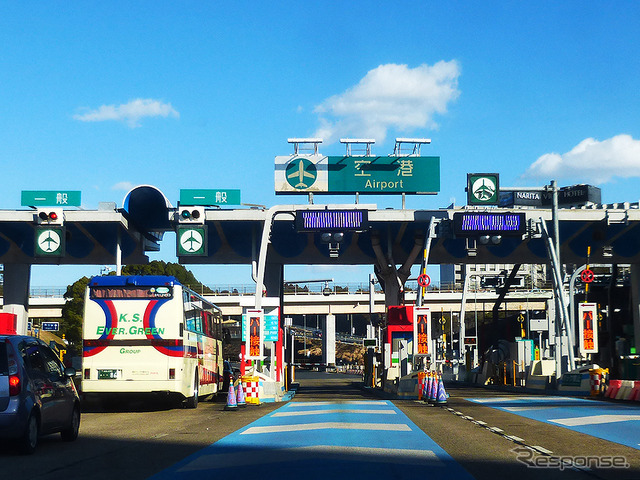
90, 286, 173, 299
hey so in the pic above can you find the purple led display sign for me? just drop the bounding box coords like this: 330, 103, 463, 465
453, 212, 525, 237
296, 210, 368, 232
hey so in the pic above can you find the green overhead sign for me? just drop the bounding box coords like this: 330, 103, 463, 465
21, 190, 81, 207
34, 226, 65, 257
176, 226, 207, 256
467, 173, 499, 205
275, 155, 440, 194
180, 189, 241, 206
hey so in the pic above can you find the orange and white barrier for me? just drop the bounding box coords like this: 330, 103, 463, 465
605, 379, 623, 399
604, 379, 640, 401
242, 376, 261, 405
630, 381, 640, 402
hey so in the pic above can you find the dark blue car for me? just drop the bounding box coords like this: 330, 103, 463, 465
0, 335, 80, 454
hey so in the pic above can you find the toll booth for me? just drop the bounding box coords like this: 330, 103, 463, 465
0, 313, 17, 335
384, 306, 415, 381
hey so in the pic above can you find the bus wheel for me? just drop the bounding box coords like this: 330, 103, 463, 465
185, 371, 199, 409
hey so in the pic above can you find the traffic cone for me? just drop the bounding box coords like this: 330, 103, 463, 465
428, 371, 438, 403
424, 372, 432, 403
436, 372, 449, 405
236, 379, 247, 407
225, 380, 238, 410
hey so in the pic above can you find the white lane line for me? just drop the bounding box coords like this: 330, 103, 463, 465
241, 422, 412, 435
177, 445, 444, 472
466, 396, 534, 403
531, 446, 553, 455
469, 396, 586, 404
272, 409, 397, 417
503, 406, 556, 412
286, 401, 389, 407
550, 414, 640, 426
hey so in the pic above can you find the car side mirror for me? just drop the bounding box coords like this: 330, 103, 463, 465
64, 367, 77, 378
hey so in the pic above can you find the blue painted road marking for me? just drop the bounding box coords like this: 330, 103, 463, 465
150, 400, 475, 480
466, 396, 640, 450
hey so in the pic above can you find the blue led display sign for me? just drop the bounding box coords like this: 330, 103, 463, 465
296, 210, 368, 232
453, 212, 526, 237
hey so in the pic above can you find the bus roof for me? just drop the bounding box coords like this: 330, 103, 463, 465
88, 275, 180, 287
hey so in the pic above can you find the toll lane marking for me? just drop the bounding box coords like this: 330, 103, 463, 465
176, 445, 443, 472
241, 422, 412, 434
466, 395, 640, 450
272, 409, 397, 417
286, 401, 389, 407
550, 414, 640, 426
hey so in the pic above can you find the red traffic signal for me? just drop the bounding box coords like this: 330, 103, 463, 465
36, 209, 63, 224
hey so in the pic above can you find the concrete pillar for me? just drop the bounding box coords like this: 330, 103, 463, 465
630, 265, 640, 355
263, 263, 283, 299
322, 314, 336, 366
2, 263, 31, 335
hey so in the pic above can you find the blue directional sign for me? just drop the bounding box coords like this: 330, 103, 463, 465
41, 321, 59, 331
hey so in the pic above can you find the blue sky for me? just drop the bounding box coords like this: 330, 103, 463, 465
2, 2, 640, 287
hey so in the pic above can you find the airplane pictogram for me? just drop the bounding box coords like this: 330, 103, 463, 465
180, 229, 203, 253
38, 230, 61, 252
286, 158, 317, 189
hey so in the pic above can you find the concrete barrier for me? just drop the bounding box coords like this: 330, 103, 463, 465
605, 380, 623, 399
630, 381, 640, 401
396, 372, 420, 399
525, 359, 555, 390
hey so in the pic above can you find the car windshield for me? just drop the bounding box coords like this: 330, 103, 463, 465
0, 342, 7, 375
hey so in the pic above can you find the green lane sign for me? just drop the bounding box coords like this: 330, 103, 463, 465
176, 226, 207, 256
35, 226, 65, 257
180, 189, 241, 206
275, 155, 440, 194
467, 173, 499, 205
21, 190, 81, 207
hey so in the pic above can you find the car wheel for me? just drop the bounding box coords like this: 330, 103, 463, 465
61, 406, 80, 442
185, 371, 199, 409
20, 413, 39, 455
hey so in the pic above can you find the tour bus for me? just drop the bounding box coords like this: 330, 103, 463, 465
82, 275, 224, 408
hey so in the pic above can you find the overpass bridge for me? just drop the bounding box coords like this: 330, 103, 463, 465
14, 285, 551, 321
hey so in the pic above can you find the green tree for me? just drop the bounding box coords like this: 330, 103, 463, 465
60, 276, 90, 357
122, 261, 211, 293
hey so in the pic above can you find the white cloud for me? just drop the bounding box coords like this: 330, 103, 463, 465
313, 61, 460, 144
111, 181, 135, 191
74, 98, 179, 128
523, 134, 640, 183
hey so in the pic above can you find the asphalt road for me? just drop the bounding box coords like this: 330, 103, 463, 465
2, 372, 639, 480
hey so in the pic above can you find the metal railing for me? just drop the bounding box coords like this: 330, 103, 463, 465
26, 281, 553, 298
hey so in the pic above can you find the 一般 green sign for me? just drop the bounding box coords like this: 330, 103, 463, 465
180, 189, 241, 206
21, 190, 81, 207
